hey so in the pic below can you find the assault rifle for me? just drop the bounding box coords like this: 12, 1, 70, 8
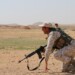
18, 45, 46, 71
18, 45, 46, 63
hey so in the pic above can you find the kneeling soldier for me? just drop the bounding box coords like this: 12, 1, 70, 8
39, 23, 75, 73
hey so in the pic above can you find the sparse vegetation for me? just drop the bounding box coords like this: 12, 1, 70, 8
0, 25, 75, 50
0, 25, 75, 75
0, 28, 46, 50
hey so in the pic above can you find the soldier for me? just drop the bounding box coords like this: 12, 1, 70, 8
39, 23, 75, 73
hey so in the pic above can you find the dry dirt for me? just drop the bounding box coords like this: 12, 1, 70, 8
0, 50, 74, 75
0, 28, 75, 75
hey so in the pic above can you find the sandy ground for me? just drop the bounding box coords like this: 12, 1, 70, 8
0, 50, 74, 75
0, 29, 75, 75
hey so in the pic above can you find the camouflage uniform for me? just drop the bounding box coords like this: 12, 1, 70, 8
45, 30, 75, 72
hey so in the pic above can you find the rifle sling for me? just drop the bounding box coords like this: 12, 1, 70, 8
26, 57, 45, 71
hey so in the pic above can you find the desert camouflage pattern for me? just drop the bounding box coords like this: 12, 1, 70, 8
54, 40, 75, 64
45, 31, 61, 61
45, 31, 75, 72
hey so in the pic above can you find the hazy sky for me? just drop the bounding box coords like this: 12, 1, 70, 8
0, 0, 75, 25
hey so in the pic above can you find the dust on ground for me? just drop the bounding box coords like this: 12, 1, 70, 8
0, 50, 74, 75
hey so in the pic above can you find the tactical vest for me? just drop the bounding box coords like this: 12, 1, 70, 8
53, 28, 73, 49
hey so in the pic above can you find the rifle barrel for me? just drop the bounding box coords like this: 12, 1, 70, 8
25, 51, 36, 58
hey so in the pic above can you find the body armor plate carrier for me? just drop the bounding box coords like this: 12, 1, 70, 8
53, 28, 73, 49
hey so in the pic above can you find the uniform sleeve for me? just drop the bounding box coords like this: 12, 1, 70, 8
45, 31, 61, 62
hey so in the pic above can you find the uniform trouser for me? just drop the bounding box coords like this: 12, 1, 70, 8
54, 40, 75, 69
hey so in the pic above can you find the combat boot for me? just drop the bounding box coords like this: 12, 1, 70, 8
62, 62, 71, 73
71, 59, 75, 67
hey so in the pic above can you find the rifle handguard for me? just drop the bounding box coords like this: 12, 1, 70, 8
36, 46, 45, 59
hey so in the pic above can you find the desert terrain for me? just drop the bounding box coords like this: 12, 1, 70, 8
0, 25, 75, 75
